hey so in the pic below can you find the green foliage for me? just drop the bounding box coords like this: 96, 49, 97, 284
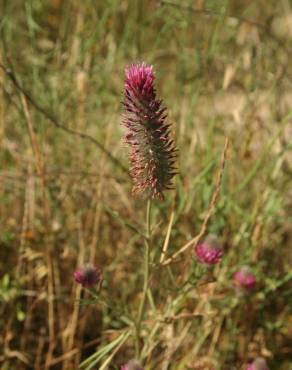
0, 0, 291, 369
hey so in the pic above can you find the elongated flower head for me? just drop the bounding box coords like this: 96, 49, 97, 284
74, 264, 102, 288
121, 359, 144, 370
122, 62, 177, 200
233, 266, 256, 290
246, 357, 269, 370
195, 234, 223, 265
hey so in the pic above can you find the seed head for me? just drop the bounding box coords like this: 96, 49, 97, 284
195, 234, 223, 265
121, 359, 144, 370
246, 357, 269, 370
233, 266, 256, 291
122, 62, 177, 200
74, 264, 102, 288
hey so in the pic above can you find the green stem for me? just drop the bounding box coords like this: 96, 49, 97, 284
135, 199, 152, 358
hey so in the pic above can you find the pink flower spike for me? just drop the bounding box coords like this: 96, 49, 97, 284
122, 62, 177, 200
74, 264, 102, 288
195, 234, 223, 265
233, 266, 256, 291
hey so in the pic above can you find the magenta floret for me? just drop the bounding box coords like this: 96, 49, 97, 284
195, 235, 223, 265
74, 264, 102, 288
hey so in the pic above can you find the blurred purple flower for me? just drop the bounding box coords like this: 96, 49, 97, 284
246, 357, 269, 370
122, 62, 177, 200
121, 359, 144, 370
195, 234, 223, 265
233, 266, 256, 290
74, 264, 102, 288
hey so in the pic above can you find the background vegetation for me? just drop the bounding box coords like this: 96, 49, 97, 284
0, 0, 291, 369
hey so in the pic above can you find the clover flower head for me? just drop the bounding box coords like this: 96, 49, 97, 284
74, 264, 102, 288
195, 234, 223, 265
122, 62, 177, 200
246, 357, 269, 370
233, 266, 256, 291
121, 359, 144, 370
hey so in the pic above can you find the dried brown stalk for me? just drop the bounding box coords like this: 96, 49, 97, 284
161, 137, 229, 266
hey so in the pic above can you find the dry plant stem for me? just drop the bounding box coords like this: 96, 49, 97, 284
63, 222, 86, 369
90, 123, 111, 262
20, 94, 55, 367
160, 210, 175, 263
161, 137, 229, 266
135, 199, 152, 358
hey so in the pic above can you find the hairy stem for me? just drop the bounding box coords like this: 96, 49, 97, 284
135, 199, 152, 358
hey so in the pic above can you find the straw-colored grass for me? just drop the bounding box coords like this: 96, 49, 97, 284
0, 1, 291, 369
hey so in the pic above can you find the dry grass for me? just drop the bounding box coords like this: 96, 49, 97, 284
0, 1, 291, 369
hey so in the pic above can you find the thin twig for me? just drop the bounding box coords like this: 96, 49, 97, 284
160, 210, 175, 263
0, 62, 128, 174
160, 312, 203, 323
20, 94, 56, 368
161, 137, 229, 266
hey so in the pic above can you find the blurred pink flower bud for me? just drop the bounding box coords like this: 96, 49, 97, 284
195, 234, 223, 265
246, 357, 269, 370
74, 264, 102, 288
233, 266, 256, 291
121, 359, 144, 370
